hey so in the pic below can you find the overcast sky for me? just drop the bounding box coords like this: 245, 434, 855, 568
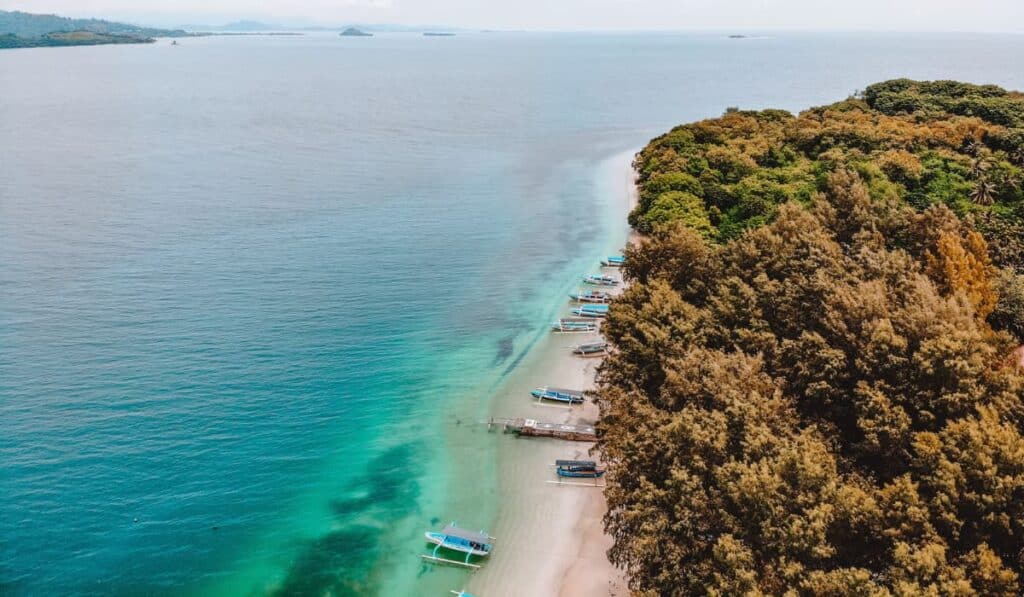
6, 0, 1024, 32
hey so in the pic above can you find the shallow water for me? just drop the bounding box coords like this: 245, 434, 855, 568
2, 31, 1023, 596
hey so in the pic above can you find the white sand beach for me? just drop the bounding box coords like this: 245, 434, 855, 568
466, 151, 636, 597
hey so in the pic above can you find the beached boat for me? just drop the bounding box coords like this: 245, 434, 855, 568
569, 289, 612, 303
601, 255, 626, 267
571, 304, 609, 318
555, 459, 606, 478
423, 523, 493, 568
551, 318, 598, 333
531, 387, 585, 404
557, 467, 606, 478
582, 274, 619, 286
573, 341, 608, 357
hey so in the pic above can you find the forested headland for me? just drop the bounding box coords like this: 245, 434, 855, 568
0, 10, 188, 49
598, 80, 1024, 594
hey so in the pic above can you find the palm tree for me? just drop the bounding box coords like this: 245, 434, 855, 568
970, 156, 992, 179
971, 177, 997, 206
1006, 171, 1021, 192
962, 139, 982, 157
1010, 148, 1024, 167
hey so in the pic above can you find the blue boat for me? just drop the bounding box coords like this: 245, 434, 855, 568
569, 289, 611, 303
582, 274, 619, 286
557, 467, 606, 478
552, 318, 598, 333
601, 255, 626, 267
531, 387, 585, 404
423, 522, 493, 568
555, 459, 606, 478
571, 304, 609, 318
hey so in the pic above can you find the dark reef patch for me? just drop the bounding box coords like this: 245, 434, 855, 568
273, 443, 424, 596
275, 525, 381, 596
492, 335, 515, 366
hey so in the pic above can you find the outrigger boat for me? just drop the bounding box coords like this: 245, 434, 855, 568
601, 255, 626, 267
573, 341, 608, 357
582, 274, 619, 287
423, 522, 494, 568
555, 459, 606, 478
531, 387, 585, 404
571, 304, 609, 318
552, 318, 598, 333
569, 289, 612, 303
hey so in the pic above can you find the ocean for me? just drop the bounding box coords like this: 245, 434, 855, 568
2, 31, 1023, 596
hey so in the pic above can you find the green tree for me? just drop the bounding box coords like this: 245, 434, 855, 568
629, 78, 1023, 254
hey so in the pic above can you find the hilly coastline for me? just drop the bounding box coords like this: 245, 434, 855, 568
0, 10, 188, 48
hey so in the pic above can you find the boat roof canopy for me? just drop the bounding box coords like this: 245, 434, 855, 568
546, 388, 583, 396
442, 524, 490, 545
556, 460, 596, 467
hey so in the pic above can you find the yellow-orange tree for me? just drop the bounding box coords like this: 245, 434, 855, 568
597, 171, 1024, 595
633, 80, 1024, 342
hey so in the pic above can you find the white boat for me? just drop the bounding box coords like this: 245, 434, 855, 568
552, 318, 598, 333
569, 289, 612, 303
573, 342, 608, 357
422, 523, 494, 568
582, 274, 619, 286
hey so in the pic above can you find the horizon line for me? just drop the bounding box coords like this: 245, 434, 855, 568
4, 9, 1023, 36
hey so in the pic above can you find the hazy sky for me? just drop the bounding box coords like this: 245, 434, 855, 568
6, 0, 1024, 32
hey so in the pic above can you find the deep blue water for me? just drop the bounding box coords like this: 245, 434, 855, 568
2, 31, 1023, 595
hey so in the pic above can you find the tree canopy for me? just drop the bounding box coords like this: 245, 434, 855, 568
631, 80, 1023, 262
631, 79, 1024, 342
599, 80, 1024, 596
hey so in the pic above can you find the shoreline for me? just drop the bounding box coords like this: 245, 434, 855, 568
466, 149, 636, 597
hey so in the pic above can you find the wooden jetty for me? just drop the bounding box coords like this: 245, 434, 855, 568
487, 417, 597, 442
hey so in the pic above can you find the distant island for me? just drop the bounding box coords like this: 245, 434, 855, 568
423, 32, 455, 37
727, 34, 748, 38
208, 32, 303, 37
210, 20, 280, 32
0, 10, 188, 49
183, 20, 304, 35
340, 27, 372, 37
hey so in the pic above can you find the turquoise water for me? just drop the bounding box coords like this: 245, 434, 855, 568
2, 32, 1024, 595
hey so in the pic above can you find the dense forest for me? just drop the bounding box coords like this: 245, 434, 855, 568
598, 80, 1024, 595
